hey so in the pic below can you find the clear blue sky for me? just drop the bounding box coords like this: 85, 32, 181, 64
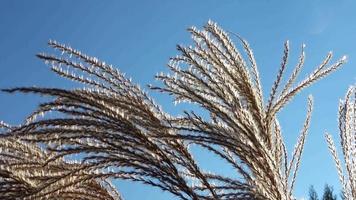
0, 1, 355, 199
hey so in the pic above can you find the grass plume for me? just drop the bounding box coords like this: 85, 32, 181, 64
0, 21, 347, 200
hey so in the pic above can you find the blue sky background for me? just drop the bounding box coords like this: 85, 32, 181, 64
0, 1, 355, 199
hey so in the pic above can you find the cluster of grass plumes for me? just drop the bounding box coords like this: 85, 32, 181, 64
0, 21, 347, 200
0, 134, 122, 200
151, 21, 347, 200
326, 86, 356, 200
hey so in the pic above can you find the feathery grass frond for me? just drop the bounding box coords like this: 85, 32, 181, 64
0, 136, 122, 200
152, 21, 345, 199
326, 86, 356, 200
0, 21, 346, 200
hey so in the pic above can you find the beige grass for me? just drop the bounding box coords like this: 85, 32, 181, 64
0, 136, 122, 200
0, 21, 347, 200
326, 86, 355, 200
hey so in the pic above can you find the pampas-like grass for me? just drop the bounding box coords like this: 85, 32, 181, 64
0, 136, 122, 200
0, 21, 347, 200
326, 86, 355, 200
